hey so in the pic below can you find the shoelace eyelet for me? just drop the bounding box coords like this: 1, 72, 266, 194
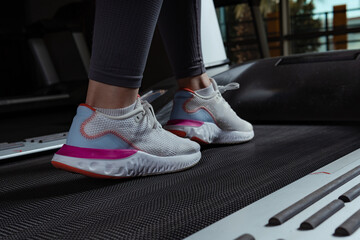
135, 112, 144, 123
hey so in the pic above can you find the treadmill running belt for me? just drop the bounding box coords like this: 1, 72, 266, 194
1, 125, 360, 240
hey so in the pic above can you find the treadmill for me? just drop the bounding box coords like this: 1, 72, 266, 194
1, 1, 360, 239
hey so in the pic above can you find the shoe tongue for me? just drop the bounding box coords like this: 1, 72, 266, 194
209, 78, 219, 91
134, 98, 143, 109
138, 99, 153, 115
195, 85, 215, 97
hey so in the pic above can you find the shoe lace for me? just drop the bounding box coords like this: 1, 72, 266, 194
216, 82, 240, 114
141, 100, 161, 129
218, 82, 240, 94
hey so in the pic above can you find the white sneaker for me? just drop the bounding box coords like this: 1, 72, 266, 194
164, 78, 254, 144
52, 99, 201, 178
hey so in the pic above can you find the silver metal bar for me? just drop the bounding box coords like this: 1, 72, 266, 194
280, 0, 291, 56
25, 132, 67, 143
0, 142, 25, 151
28, 38, 60, 86
72, 32, 90, 73
0, 94, 69, 106
0, 140, 65, 160
1, 132, 67, 160
250, 1, 270, 58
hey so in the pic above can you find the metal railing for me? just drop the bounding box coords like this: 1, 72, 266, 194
218, 7, 360, 62
288, 8, 360, 51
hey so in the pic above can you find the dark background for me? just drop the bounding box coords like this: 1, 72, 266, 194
0, 0, 173, 99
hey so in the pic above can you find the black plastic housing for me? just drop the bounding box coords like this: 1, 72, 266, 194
214, 50, 360, 122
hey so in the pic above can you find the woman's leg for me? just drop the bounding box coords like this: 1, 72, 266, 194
87, 0, 163, 108
159, 0, 254, 144
51, 0, 201, 178
157, 0, 211, 90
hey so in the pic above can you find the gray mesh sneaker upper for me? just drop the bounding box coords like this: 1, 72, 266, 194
185, 78, 253, 132
83, 99, 200, 156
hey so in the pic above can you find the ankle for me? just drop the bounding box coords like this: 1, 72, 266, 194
177, 73, 211, 91
95, 101, 137, 116
85, 80, 138, 108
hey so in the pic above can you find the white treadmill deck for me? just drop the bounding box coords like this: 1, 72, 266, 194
186, 148, 360, 240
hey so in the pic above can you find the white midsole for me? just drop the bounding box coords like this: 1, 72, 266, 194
165, 122, 254, 144
52, 150, 201, 177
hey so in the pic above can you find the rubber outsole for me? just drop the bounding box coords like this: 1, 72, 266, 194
52, 161, 127, 179
165, 122, 254, 144
51, 150, 201, 178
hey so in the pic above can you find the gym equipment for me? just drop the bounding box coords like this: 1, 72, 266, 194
214, 49, 360, 122
1, 125, 360, 240
1, 1, 360, 239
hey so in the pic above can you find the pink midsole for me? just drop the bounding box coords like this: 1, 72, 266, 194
166, 119, 204, 127
56, 144, 138, 160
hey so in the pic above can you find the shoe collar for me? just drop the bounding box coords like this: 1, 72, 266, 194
80, 98, 144, 120
79, 103, 96, 111
177, 78, 239, 97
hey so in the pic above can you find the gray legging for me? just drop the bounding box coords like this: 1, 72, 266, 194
89, 0, 205, 88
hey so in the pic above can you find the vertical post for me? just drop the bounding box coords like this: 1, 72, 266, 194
325, 12, 330, 51
218, 7, 227, 42
267, 12, 281, 57
249, 0, 270, 58
28, 38, 60, 86
225, 15, 231, 58
333, 5, 348, 50
72, 32, 91, 74
280, 0, 291, 56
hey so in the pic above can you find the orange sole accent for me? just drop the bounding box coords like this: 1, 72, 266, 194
168, 129, 187, 138
190, 136, 209, 145
51, 161, 128, 179
168, 129, 209, 144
